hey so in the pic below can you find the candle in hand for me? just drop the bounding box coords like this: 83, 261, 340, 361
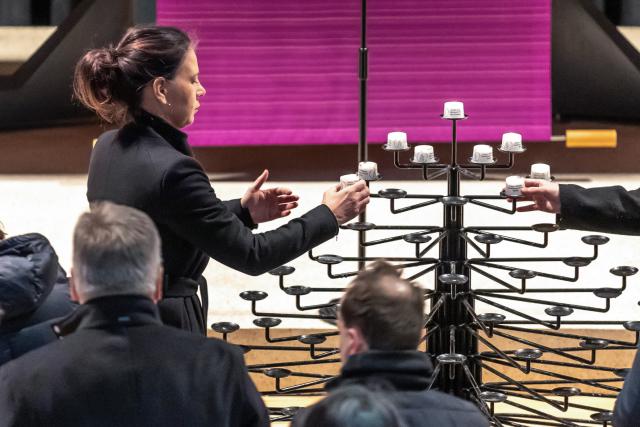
504, 175, 525, 197
340, 173, 360, 189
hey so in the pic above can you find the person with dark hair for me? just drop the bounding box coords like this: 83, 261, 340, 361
295, 261, 489, 427
0, 202, 268, 427
515, 179, 640, 426
293, 383, 405, 427
74, 26, 370, 334
0, 226, 76, 366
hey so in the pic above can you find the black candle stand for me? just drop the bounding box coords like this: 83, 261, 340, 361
212, 111, 639, 426
208, 0, 637, 424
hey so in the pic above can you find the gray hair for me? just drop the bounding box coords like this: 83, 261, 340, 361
73, 201, 161, 301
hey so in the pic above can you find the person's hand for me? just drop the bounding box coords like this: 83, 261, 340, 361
516, 179, 561, 213
322, 181, 370, 224
241, 169, 299, 224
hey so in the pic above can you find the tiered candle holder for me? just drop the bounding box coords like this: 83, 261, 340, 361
212, 110, 638, 426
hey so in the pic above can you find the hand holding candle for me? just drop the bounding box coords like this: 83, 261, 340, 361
323, 180, 370, 224
516, 179, 561, 214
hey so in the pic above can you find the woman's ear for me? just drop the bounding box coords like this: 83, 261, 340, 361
151, 77, 170, 105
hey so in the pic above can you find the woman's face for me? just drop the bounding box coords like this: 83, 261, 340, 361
164, 48, 206, 128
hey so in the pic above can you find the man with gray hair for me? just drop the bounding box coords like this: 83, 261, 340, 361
0, 202, 268, 427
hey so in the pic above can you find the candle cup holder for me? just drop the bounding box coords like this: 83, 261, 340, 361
440, 114, 469, 121
382, 143, 411, 152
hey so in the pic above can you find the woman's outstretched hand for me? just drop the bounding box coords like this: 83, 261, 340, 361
517, 179, 561, 214
241, 169, 300, 224
322, 180, 370, 224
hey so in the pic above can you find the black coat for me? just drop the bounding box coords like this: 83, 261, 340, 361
87, 112, 338, 333
294, 351, 489, 427
558, 184, 640, 235
557, 184, 640, 426
0, 233, 76, 365
0, 295, 268, 427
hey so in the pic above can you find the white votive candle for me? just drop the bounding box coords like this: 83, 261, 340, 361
443, 101, 465, 119
500, 132, 523, 152
340, 173, 360, 189
530, 163, 551, 181
505, 175, 525, 197
413, 145, 435, 163
471, 144, 494, 163
387, 131, 408, 149
358, 161, 378, 181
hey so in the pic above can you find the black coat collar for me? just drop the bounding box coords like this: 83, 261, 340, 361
54, 295, 162, 337
328, 350, 435, 391
133, 110, 193, 157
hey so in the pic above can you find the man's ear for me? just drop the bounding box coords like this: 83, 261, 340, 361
151, 77, 169, 105
346, 326, 369, 356
69, 268, 80, 303
152, 265, 164, 303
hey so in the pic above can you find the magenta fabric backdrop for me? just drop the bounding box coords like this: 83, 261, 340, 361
157, 0, 550, 147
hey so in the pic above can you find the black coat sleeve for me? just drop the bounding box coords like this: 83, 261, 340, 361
558, 184, 640, 235
223, 199, 257, 229
159, 157, 338, 276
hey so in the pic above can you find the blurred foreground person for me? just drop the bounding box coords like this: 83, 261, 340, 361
0, 226, 76, 366
0, 202, 268, 427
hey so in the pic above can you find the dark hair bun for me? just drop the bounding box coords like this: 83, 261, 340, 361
73, 26, 192, 124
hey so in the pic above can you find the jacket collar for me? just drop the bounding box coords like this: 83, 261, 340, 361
54, 295, 162, 337
327, 350, 435, 391
133, 109, 193, 157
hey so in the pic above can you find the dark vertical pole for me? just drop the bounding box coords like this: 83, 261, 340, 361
428, 118, 478, 398
31, 0, 51, 25
357, 0, 369, 270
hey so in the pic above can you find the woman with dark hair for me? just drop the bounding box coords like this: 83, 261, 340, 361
0, 225, 77, 365
75, 26, 369, 334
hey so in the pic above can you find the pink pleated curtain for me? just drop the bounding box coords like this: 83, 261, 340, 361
157, 0, 551, 146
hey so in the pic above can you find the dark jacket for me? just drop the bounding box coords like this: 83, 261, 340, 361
615, 345, 640, 427
295, 351, 489, 427
0, 233, 76, 365
87, 111, 338, 333
557, 184, 639, 426
0, 295, 268, 427
558, 184, 640, 235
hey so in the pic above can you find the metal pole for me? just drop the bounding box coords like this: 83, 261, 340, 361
357, 0, 369, 270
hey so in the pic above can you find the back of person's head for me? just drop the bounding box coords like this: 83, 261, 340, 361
0, 222, 5, 240
73, 25, 192, 124
294, 384, 404, 427
72, 201, 161, 302
340, 260, 424, 352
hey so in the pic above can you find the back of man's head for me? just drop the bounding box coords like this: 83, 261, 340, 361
72, 201, 161, 302
340, 261, 424, 352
